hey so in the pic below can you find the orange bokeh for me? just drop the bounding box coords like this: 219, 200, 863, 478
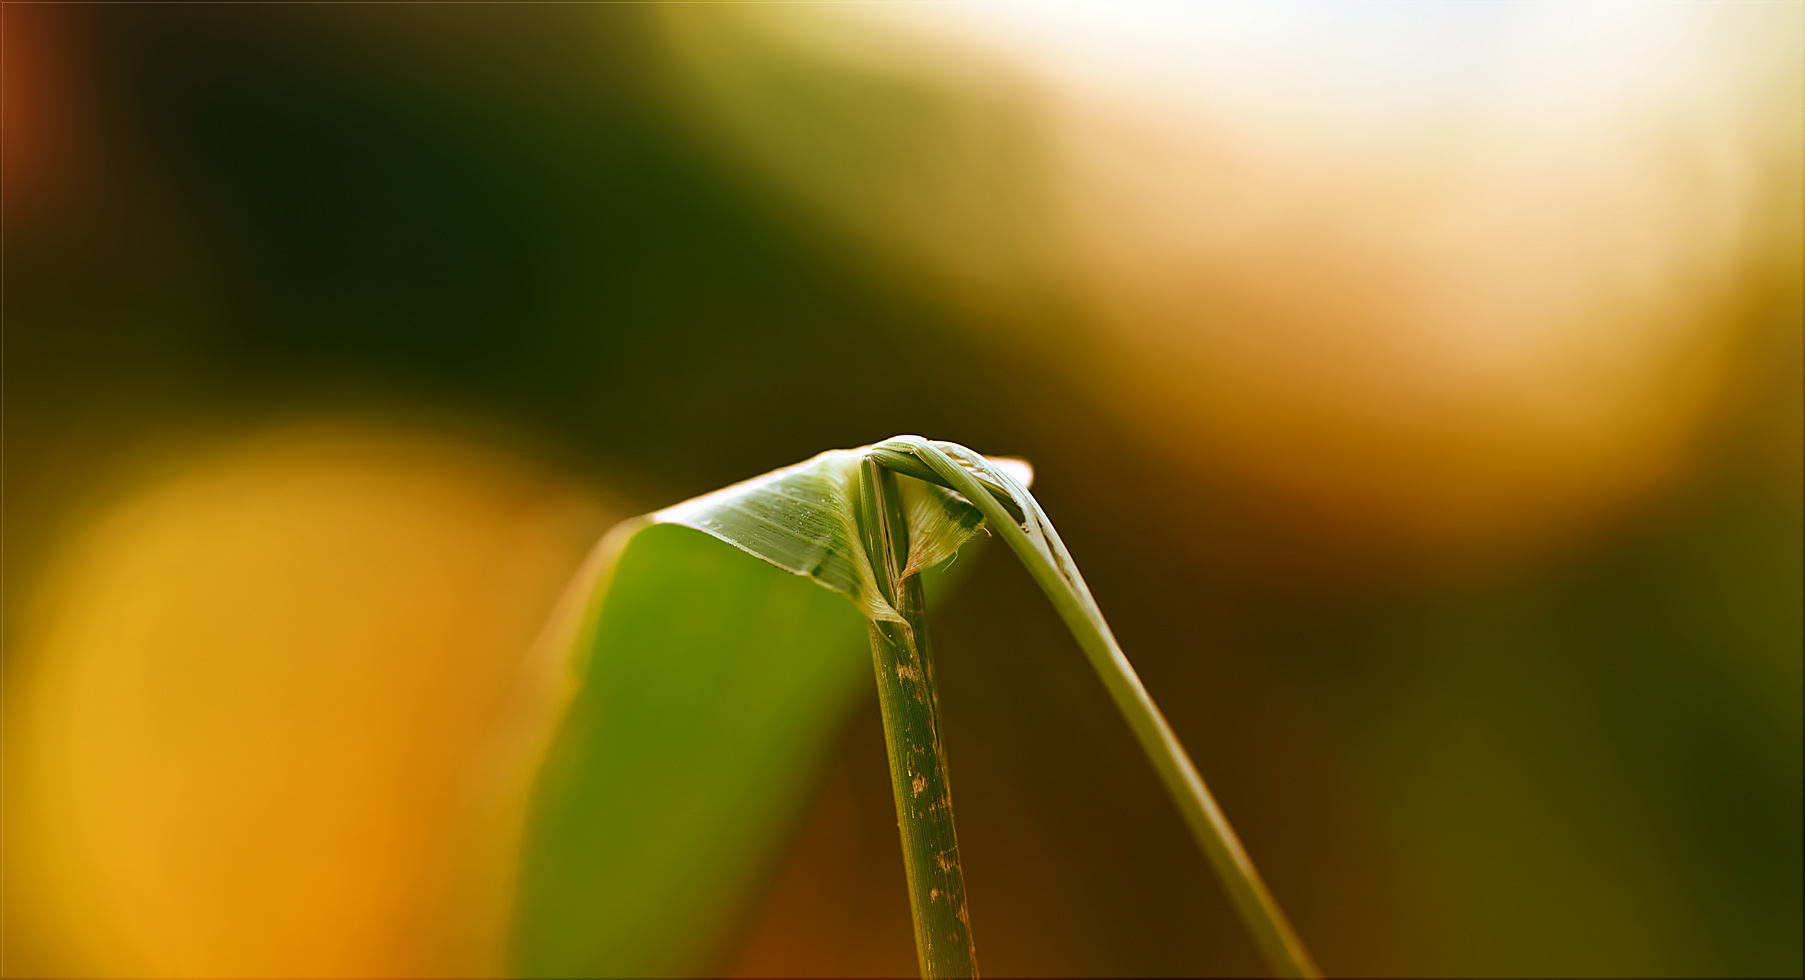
10, 425, 608, 977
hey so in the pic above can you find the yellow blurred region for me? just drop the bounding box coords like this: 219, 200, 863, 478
1029, 1, 1798, 550
10, 423, 610, 977
662, 2, 1803, 557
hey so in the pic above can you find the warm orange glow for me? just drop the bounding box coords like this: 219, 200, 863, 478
11, 424, 608, 977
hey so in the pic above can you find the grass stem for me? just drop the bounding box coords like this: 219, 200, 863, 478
877, 438, 1321, 980
858, 459, 980, 980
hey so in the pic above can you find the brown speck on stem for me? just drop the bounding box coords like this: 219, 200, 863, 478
862, 456, 980, 979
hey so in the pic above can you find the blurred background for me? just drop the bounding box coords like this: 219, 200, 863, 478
4, 2, 1799, 977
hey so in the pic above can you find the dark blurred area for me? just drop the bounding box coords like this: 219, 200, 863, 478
4, 4, 1798, 977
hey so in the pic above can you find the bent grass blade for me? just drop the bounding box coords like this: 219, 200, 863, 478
514, 436, 1318, 979
510, 451, 993, 978
648, 446, 997, 976
873, 436, 1322, 980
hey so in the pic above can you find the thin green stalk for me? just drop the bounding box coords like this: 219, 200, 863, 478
857, 458, 979, 980
872, 438, 1321, 980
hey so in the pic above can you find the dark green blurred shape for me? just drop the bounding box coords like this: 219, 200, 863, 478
53, 4, 1013, 494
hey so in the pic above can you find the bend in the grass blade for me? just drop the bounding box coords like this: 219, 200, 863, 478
514, 444, 1023, 978
652, 447, 999, 626
874, 436, 1321, 980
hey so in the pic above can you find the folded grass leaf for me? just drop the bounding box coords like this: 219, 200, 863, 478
872, 436, 1320, 979
651, 446, 991, 625
512, 437, 1316, 979
509, 449, 1001, 978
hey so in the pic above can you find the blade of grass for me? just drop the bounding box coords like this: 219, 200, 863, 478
514, 449, 1002, 977
858, 459, 979, 979
518, 437, 1308, 978
512, 521, 871, 977
873, 436, 1322, 980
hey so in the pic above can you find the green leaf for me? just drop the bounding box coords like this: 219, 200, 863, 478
651, 446, 993, 624
511, 521, 869, 978
509, 443, 1014, 978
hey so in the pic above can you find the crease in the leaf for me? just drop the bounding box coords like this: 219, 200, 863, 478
651, 448, 898, 622
646, 444, 1012, 623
